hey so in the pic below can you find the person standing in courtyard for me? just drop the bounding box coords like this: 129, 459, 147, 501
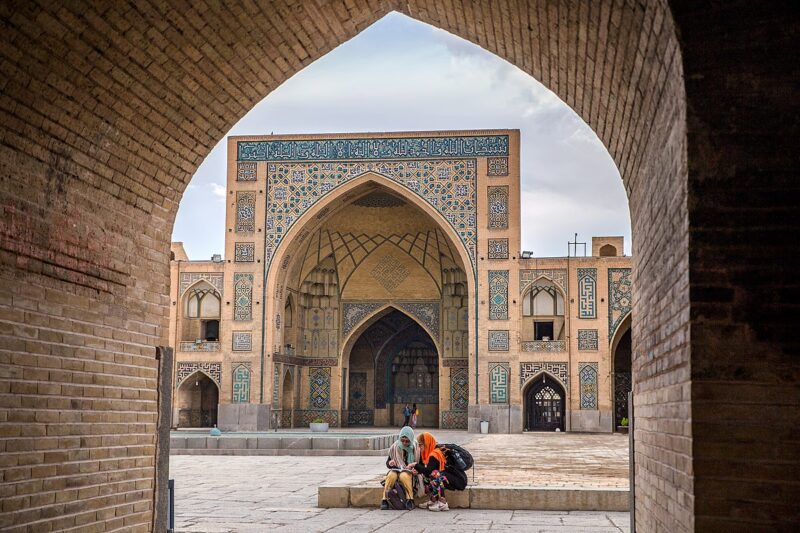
402, 403, 412, 427
410, 403, 418, 428
408, 432, 467, 512
380, 426, 424, 510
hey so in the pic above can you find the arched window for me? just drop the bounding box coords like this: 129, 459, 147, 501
185, 283, 221, 319
284, 295, 293, 329
523, 279, 564, 317
599, 244, 617, 257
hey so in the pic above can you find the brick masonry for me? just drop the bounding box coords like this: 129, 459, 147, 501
0, 2, 796, 532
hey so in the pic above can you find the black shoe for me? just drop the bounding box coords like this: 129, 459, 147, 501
405, 500, 415, 510
380, 500, 390, 510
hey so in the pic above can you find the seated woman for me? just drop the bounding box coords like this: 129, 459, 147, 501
380, 426, 423, 510
408, 432, 467, 512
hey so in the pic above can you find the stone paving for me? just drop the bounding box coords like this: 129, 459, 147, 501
170, 432, 630, 531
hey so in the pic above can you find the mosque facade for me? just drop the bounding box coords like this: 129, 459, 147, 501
168, 130, 632, 433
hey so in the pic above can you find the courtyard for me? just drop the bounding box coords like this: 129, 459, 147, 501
169, 432, 630, 531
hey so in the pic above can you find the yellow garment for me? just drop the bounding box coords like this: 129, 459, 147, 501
383, 470, 413, 500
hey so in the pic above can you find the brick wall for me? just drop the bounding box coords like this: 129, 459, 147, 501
1, 1, 795, 531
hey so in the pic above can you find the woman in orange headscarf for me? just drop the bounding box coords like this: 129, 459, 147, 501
407, 432, 467, 512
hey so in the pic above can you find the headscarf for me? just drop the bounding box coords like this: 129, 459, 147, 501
396, 426, 416, 463
418, 432, 446, 469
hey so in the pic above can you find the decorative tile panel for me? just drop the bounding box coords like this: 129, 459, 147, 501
370, 254, 409, 291
442, 359, 468, 368
488, 330, 509, 351
238, 134, 509, 161
234, 242, 255, 262
177, 362, 221, 387
608, 268, 632, 339
520, 269, 567, 294
233, 273, 253, 321
520, 362, 568, 387
264, 160, 478, 268
309, 367, 331, 408
489, 362, 510, 404
179, 341, 220, 352
273, 353, 339, 367
180, 272, 224, 295
579, 363, 599, 409
487, 186, 509, 229
450, 367, 469, 410
521, 340, 566, 352
237, 162, 257, 181
488, 238, 509, 259
440, 410, 468, 429
488, 270, 509, 320
577, 268, 597, 319
272, 364, 280, 405
232, 363, 251, 403
348, 372, 368, 410
232, 331, 252, 351
295, 409, 339, 427
578, 329, 599, 351
487, 157, 509, 176
235, 192, 256, 233
341, 302, 383, 337
397, 302, 440, 339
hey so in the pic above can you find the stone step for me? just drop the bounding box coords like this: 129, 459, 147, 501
169, 433, 394, 455
318, 484, 629, 512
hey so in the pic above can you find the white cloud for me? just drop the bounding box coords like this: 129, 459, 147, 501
209, 183, 226, 202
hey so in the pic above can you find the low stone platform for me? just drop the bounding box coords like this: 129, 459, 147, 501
319, 484, 629, 512
317, 432, 630, 511
170, 431, 397, 455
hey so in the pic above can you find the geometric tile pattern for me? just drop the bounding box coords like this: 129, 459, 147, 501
264, 160, 478, 268
179, 341, 220, 352
233, 273, 253, 321
520, 362, 568, 387
442, 359, 468, 368
440, 409, 468, 429
232, 331, 252, 351
235, 191, 256, 233
520, 269, 567, 294
488, 238, 509, 259
232, 363, 251, 403
177, 362, 222, 387
237, 162, 257, 181
608, 268, 632, 339
487, 157, 509, 176
450, 367, 469, 410
180, 272, 224, 295
487, 185, 509, 229
488, 330, 509, 351
579, 362, 599, 409
521, 340, 566, 352
238, 134, 510, 161
489, 362, 510, 404
295, 409, 339, 427
578, 329, 599, 350
370, 254, 409, 291
488, 270, 509, 320
577, 268, 597, 319
309, 367, 331, 409
234, 242, 255, 262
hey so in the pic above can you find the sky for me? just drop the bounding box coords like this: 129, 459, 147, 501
172, 12, 631, 259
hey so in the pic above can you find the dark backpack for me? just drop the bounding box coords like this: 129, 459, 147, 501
385, 477, 409, 510
437, 443, 474, 471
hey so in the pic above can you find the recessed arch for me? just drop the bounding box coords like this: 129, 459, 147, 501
522, 371, 567, 432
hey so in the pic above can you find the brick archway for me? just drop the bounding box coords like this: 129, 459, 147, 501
1, 2, 796, 532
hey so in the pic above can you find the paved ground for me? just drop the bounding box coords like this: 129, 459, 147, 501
170, 432, 630, 532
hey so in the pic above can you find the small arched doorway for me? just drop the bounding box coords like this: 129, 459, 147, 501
611, 316, 632, 429
281, 369, 294, 428
176, 371, 219, 428
524, 374, 566, 431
